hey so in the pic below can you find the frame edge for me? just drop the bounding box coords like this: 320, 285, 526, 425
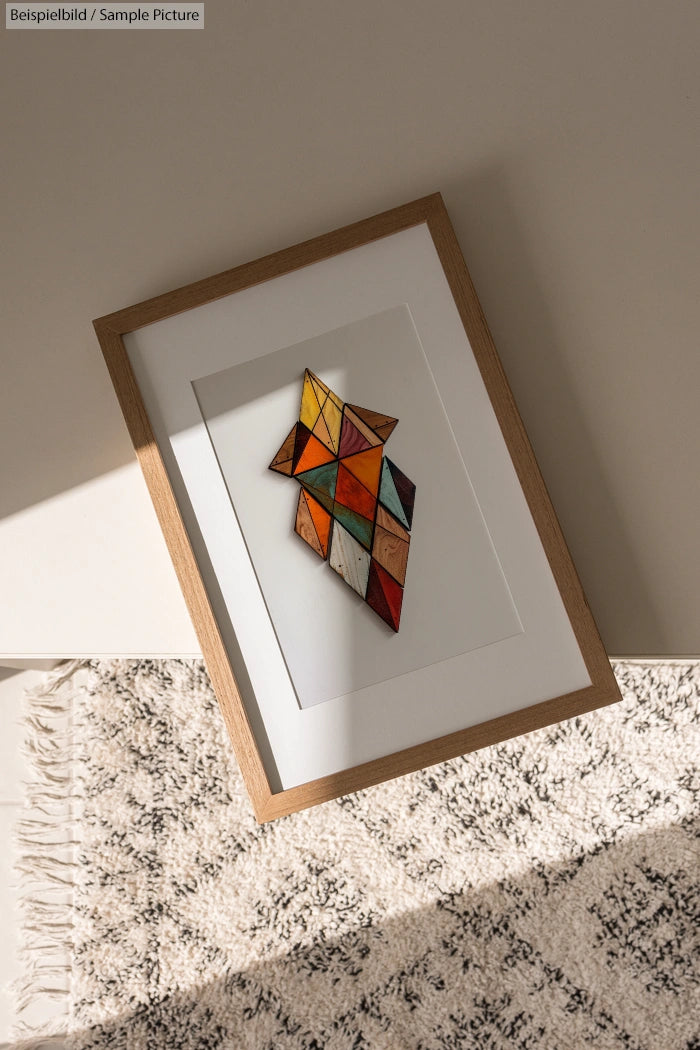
92, 191, 623, 825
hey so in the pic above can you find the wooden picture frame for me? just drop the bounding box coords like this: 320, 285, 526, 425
93, 193, 621, 822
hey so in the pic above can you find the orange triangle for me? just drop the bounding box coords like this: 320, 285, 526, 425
340, 445, 383, 497
305, 490, 332, 557
293, 430, 336, 475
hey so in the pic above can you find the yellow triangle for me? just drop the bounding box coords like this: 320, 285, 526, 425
308, 370, 330, 404
322, 398, 343, 454
299, 372, 322, 432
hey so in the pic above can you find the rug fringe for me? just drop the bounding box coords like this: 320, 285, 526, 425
10, 659, 86, 1045
6, 1033, 71, 1050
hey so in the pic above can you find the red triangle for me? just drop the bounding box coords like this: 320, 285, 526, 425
338, 415, 372, 458
335, 463, 377, 520
375, 560, 403, 630
365, 559, 404, 631
365, 560, 396, 630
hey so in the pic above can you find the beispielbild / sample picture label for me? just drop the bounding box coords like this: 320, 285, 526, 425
5, 4, 204, 28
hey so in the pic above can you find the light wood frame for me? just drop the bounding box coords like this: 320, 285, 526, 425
93, 193, 621, 822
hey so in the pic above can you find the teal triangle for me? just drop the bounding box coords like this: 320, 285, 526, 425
378, 459, 409, 529
300, 482, 334, 514
332, 501, 374, 550
297, 461, 338, 513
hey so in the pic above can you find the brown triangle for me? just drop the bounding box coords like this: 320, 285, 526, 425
346, 404, 398, 437
269, 458, 294, 476
376, 503, 410, 543
374, 421, 398, 442
371, 523, 409, 586
269, 423, 298, 470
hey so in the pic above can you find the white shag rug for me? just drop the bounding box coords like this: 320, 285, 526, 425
15, 660, 700, 1050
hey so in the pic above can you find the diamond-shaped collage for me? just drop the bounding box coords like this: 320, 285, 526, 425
269, 369, 415, 631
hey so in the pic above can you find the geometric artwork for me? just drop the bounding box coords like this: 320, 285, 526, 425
269, 369, 416, 631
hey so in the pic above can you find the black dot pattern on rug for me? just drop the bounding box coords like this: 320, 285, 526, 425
59, 660, 700, 1050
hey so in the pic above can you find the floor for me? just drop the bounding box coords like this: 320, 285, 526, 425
0, 666, 66, 1050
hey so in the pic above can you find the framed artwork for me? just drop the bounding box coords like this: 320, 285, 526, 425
93, 193, 621, 822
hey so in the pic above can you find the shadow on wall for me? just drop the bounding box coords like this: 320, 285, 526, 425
442, 170, 663, 653
1, 172, 664, 652
44, 820, 698, 1050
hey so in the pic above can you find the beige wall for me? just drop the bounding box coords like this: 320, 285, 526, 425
2, 0, 698, 654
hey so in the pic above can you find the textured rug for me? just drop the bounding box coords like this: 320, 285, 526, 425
15, 660, 700, 1049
